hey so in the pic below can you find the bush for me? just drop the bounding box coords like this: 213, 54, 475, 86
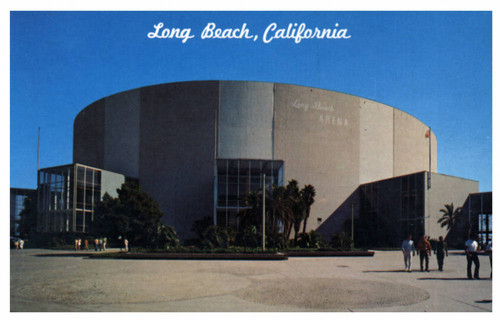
191, 216, 213, 239
235, 225, 261, 248
157, 224, 180, 249
297, 230, 325, 248
201, 225, 231, 249
266, 233, 289, 250
330, 231, 353, 250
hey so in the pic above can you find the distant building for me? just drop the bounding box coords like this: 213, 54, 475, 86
10, 188, 36, 237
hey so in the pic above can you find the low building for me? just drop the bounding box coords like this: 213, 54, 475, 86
36, 163, 125, 233
316, 171, 479, 247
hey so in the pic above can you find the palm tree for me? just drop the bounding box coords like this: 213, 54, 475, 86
239, 190, 262, 229
438, 203, 461, 230
239, 180, 316, 246
268, 185, 293, 234
285, 180, 302, 242
301, 184, 316, 234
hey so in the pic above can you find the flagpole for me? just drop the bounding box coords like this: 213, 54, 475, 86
37, 127, 40, 172
428, 127, 431, 189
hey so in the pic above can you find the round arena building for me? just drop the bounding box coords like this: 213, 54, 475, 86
73, 81, 437, 240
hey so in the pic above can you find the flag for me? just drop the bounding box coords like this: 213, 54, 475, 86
425, 129, 430, 138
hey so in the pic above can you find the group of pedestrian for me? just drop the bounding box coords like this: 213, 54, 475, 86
401, 234, 491, 279
13, 238, 24, 250
72, 236, 129, 252
74, 237, 108, 251
93, 237, 107, 251
401, 234, 440, 272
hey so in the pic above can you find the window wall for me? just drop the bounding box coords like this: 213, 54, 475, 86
463, 192, 492, 246
37, 164, 102, 233
357, 172, 425, 247
215, 159, 284, 229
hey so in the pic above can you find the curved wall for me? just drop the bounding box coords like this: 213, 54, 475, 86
73, 81, 437, 239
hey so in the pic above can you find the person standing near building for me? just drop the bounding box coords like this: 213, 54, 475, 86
84, 239, 89, 251
124, 238, 129, 252
19, 239, 24, 250
402, 234, 416, 272
434, 236, 448, 271
94, 238, 99, 251
416, 235, 432, 272
485, 242, 492, 278
465, 235, 480, 279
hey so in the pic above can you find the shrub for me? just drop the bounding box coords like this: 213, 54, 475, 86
235, 225, 261, 248
266, 233, 289, 250
191, 216, 213, 239
330, 231, 353, 250
157, 224, 180, 249
201, 225, 231, 249
297, 230, 325, 248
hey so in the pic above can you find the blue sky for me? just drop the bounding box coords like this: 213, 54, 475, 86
9, 11, 492, 191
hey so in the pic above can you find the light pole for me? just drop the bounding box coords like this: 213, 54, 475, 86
262, 173, 266, 252
351, 203, 354, 248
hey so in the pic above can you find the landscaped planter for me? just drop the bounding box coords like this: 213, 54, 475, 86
286, 251, 375, 257
90, 252, 289, 260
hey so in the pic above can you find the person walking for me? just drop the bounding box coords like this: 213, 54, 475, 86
84, 239, 89, 251
94, 238, 99, 251
485, 243, 492, 278
402, 234, 416, 272
124, 238, 129, 252
434, 236, 448, 271
416, 235, 432, 272
19, 239, 24, 250
465, 235, 480, 279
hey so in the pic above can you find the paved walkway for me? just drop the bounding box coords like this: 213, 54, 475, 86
10, 249, 492, 312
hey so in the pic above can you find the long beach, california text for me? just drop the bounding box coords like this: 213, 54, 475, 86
147, 22, 351, 43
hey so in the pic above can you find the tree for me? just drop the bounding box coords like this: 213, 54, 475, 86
437, 203, 461, 231
286, 179, 304, 245
17, 196, 37, 240
239, 179, 316, 247
300, 184, 316, 234
93, 181, 166, 248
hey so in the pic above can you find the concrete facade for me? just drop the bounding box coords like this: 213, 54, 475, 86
73, 81, 442, 240
425, 172, 479, 240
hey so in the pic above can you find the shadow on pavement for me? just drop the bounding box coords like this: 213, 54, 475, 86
475, 300, 492, 304
34, 253, 93, 258
417, 277, 491, 281
363, 270, 409, 273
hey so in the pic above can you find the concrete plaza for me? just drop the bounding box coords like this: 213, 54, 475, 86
10, 249, 492, 312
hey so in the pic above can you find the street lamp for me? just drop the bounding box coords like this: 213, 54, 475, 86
262, 173, 266, 252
